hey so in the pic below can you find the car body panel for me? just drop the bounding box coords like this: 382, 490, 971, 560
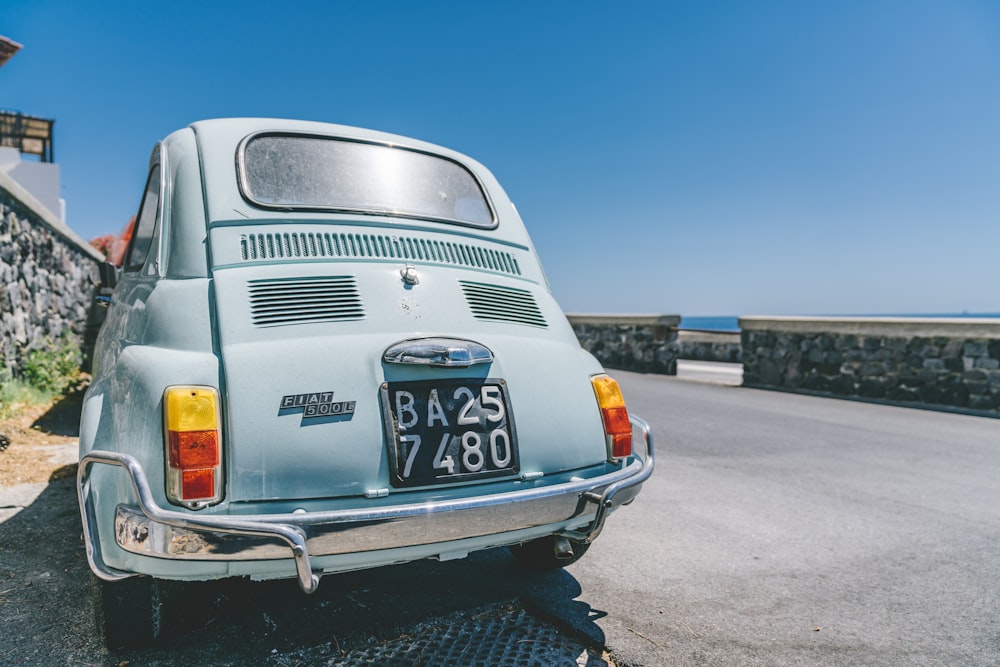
210, 256, 607, 502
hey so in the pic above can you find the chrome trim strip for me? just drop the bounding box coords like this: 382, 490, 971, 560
78, 415, 653, 594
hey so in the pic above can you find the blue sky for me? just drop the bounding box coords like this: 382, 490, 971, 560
2, 1, 998, 317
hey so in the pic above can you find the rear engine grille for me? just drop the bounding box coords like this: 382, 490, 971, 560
248, 277, 364, 327
460, 280, 547, 328
240, 232, 522, 277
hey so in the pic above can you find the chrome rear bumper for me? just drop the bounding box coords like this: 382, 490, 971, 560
79, 417, 653, 593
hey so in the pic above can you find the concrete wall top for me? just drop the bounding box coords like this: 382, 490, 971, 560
0, 168, 104, 261
739, 316, 1000, 339
678, 330, 741, 344
566, 314, 681, 327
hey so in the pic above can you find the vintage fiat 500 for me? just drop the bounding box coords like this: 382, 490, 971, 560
79, 118, 653, 647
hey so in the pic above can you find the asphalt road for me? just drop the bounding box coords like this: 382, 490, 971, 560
583, 371, 1000, 666
1, 371, 997, 665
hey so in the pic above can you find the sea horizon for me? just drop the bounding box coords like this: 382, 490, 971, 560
680, 313, 1000, 332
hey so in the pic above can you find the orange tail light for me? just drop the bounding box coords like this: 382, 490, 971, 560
591, 374, 632, 459
164, 386, 222, 506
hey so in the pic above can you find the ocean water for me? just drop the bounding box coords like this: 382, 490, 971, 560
679, 316, 741, 332
679, 313, 1000, 333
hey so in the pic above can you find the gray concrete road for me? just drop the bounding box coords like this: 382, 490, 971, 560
1, 372, 997, 665
675, 359, 743, 386
572, 371, 1000, 666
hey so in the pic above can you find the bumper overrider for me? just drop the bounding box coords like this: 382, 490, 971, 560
78, 417, 653, 594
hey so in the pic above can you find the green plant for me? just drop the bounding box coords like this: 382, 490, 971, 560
20, 334, 83, 394
0, 336, 84, 420
0, 377, 51, 420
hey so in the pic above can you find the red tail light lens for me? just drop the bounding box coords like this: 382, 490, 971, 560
179, 469, 216, 500
168, 431, 220, 469
591, 375, 632, 459
164, 386, 222, 506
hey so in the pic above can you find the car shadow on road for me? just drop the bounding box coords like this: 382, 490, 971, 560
30, 382, 87, 437
0, 474, 612, 666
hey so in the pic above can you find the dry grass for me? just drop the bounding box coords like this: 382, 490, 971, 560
0, 381, 84, 486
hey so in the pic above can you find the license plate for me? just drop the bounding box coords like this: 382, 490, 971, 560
381, 379, 519, 488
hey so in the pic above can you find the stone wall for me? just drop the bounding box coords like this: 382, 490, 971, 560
677, 330, 742, 363
741, 317, 1000, 415
0, 170, 103, 375
567, 314, 681, 375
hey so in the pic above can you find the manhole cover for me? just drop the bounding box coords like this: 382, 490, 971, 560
271, 600, 613, 666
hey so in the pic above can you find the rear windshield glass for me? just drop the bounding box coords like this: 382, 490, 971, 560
240, 134, 494, 228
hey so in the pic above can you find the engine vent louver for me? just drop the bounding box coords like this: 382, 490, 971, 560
248, 277, 364, 327
460, 280, 547, 328
240, 232, 522, 277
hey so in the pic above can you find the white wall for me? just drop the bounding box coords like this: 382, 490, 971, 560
0, 146, 63, 221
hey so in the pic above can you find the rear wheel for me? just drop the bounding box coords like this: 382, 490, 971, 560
91, 574, 162, 649
508, 535, 591, 570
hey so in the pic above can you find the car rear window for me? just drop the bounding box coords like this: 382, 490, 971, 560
239, 134, 495, 228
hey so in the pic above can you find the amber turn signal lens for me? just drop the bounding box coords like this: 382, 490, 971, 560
165, 388, 219, 432
591, 375, 632, 458
168, 430, 219, 470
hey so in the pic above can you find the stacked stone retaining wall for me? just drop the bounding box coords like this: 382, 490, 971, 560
0, 171, 103, 375
677, 330, 742, 363
741, 317, 1000, 415
567, 314, 680, 375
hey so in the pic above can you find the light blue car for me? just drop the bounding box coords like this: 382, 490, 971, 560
79, 118, 653, 647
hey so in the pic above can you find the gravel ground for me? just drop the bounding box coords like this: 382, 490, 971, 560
0, 386, 82, 487
0, 388, 103, 664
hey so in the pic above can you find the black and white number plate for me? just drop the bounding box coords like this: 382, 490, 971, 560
381, 379, 519, 488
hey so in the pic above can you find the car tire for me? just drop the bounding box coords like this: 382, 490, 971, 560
91, 574, 162, 648
508, 535, 591, 570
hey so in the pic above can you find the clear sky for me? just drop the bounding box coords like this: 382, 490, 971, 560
2, 1, 998, 317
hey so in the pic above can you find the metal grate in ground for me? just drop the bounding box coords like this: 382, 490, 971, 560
271, 600, 613, 667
